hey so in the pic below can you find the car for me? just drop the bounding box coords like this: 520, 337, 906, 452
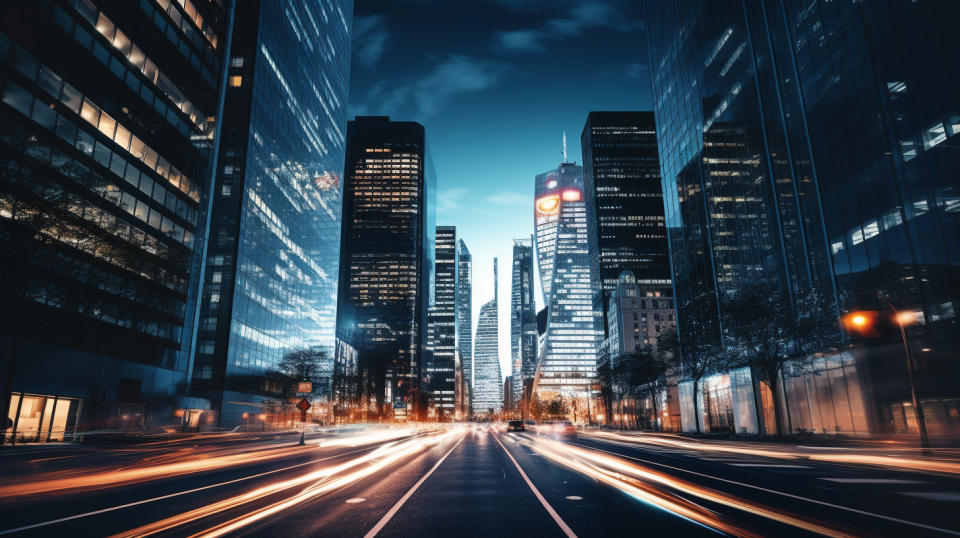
506, 420, 525, 432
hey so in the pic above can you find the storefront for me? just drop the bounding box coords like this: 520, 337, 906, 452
4, 392, 82, 443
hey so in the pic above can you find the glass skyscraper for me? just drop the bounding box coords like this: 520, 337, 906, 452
426, 225, 457, 417
510, 237, 536, 407
1, 0, 228, 439
581, 111, 671, 302
336, 116, 435, 420
533, 163, 604, 400
191, 0, 352, 427
456, 239, 473, 398
647, 0, 960, 435
473, 258, 502, 414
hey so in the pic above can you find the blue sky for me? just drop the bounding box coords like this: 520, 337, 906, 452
349, 0, 653, 378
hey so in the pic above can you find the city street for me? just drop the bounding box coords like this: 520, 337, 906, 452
1, 427, 958, 537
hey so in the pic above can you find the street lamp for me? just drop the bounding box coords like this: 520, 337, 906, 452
843, 306, 931, 454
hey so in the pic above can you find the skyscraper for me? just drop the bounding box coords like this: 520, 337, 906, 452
473, 258, 502, 414
190, 0, 352, 427
646, 1, 960, 435
533, 163, 604, 401
456, 239, 472, 397
335, 116, 435, 420
427, 226, 457, 417
0, 0, 228, 439
581, 111, 671, 303
510, 237, 536, 407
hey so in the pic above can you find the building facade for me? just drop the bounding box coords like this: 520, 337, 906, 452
582, 111, 671, 305
335, 116, 435, 420
472, 258, 502, 414
606, 271, 676, 357
1, 0, 229, 440
456, 239, 472, 400
426, 226, 457, 417
533, 163, 604, 400
190, 0, 352, 428
647, 0, 960, 436
510, 237, 536, 407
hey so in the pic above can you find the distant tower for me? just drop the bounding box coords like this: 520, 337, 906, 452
511, 238, 536, 408
473, 259, 503, 414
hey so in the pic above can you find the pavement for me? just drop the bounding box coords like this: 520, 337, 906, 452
0, 425, 958, 537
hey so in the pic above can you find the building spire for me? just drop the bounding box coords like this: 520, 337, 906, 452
562, 131, 568, 163
493, 257, 498, 303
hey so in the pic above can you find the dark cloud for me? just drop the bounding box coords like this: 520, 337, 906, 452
352, 14, 389, 68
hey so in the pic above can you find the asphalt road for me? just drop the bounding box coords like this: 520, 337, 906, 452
0, 426, 958, 537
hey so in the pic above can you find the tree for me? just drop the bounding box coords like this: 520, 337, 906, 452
275, 348, 330, 424
595, 349, 614, 425
612, 346, 666, 430
675, 336, 726, 434
546, 396, 569, 419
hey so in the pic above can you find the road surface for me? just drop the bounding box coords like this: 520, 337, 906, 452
1, 425, 958, 537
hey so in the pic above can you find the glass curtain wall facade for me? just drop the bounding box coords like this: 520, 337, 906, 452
510, 237, 536, 407
0, 0, 228, 437
456, 239, 473, 398
472, 258, 502, 414
533, 163, 604, 399
427, 226, 457, 417
336, 116, 435, 420
581, 111, 671, 303
191, 0, 351, 427
647, 0, 960, 435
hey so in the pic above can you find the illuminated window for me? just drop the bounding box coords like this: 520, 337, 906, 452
923, 123, 947, 149
229, 76, 243, 87
231, 57, 244, 68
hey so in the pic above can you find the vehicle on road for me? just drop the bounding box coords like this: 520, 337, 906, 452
506, 420, 525, 432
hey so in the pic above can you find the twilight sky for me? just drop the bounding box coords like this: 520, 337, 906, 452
348, 0, 653, 378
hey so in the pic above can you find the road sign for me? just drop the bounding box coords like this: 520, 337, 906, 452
297, 382, 312, 394
296, 398, 311, 412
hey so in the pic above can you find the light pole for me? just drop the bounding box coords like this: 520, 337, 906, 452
843, 303, 931, 454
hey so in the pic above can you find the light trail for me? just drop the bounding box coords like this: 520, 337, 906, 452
111, 429, 462, 538
520, 435, 856, 537
0, 437, 428, 536
582, 431, 960, 475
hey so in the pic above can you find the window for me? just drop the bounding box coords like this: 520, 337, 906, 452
900, 140, 918, 162
231, 57, 244, 67
211, 271, 222, 283
923, 123, 947, 149
229, 75, 242, 87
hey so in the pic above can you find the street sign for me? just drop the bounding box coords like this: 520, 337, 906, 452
297, 382, 312, 394
296, 398, 311, 412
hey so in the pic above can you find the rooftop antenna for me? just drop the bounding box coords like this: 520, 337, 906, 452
562, 131, 568, 163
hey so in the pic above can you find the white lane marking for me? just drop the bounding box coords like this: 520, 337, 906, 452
493, 433, 577, 538
363, 434, 465, 538
565, 440, 960, 536
345, 498, 366, 504
820, 478, 925, 484
900, 492, 960, 502
728, 463, 810, 469
565, 496, 583, 501
0, 438, 425, 536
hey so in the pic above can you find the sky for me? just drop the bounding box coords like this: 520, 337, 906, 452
348, 0, 653, 379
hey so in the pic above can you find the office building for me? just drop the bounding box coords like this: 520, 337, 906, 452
582, 111, 671, 304
606, 271, 676, 357
0, 0, 228, 440
426, 226, 457, 417
191, 0, 352, 427
646, 1, 960, 436
456, 239, 473, 397
533, 163, 604, 400
473, 258, 502, 414
335, 116, 435, 420
510, 237, 536, 407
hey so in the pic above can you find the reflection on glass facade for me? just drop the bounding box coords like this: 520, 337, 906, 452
510, 237, 536, 407
647, 1, 960, 436
456, 239, 473, 397
192, 0, 352, 426
473, 258, 502, 414
0, 0, 227, 433
426, 226, 457, 417
533, 163, 604, 399
336, 117, 435, 420
581, 112, 671, 303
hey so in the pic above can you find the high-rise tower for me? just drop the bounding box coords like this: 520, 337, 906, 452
335, 116, 435, 420
427, 226, 457, 417
533, 163, 604, 400
473, 258, 502, 414
510, 238, 536, 407
456, 239, 473, 397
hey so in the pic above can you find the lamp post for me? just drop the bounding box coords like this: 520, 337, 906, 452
843, 303, 931, 454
